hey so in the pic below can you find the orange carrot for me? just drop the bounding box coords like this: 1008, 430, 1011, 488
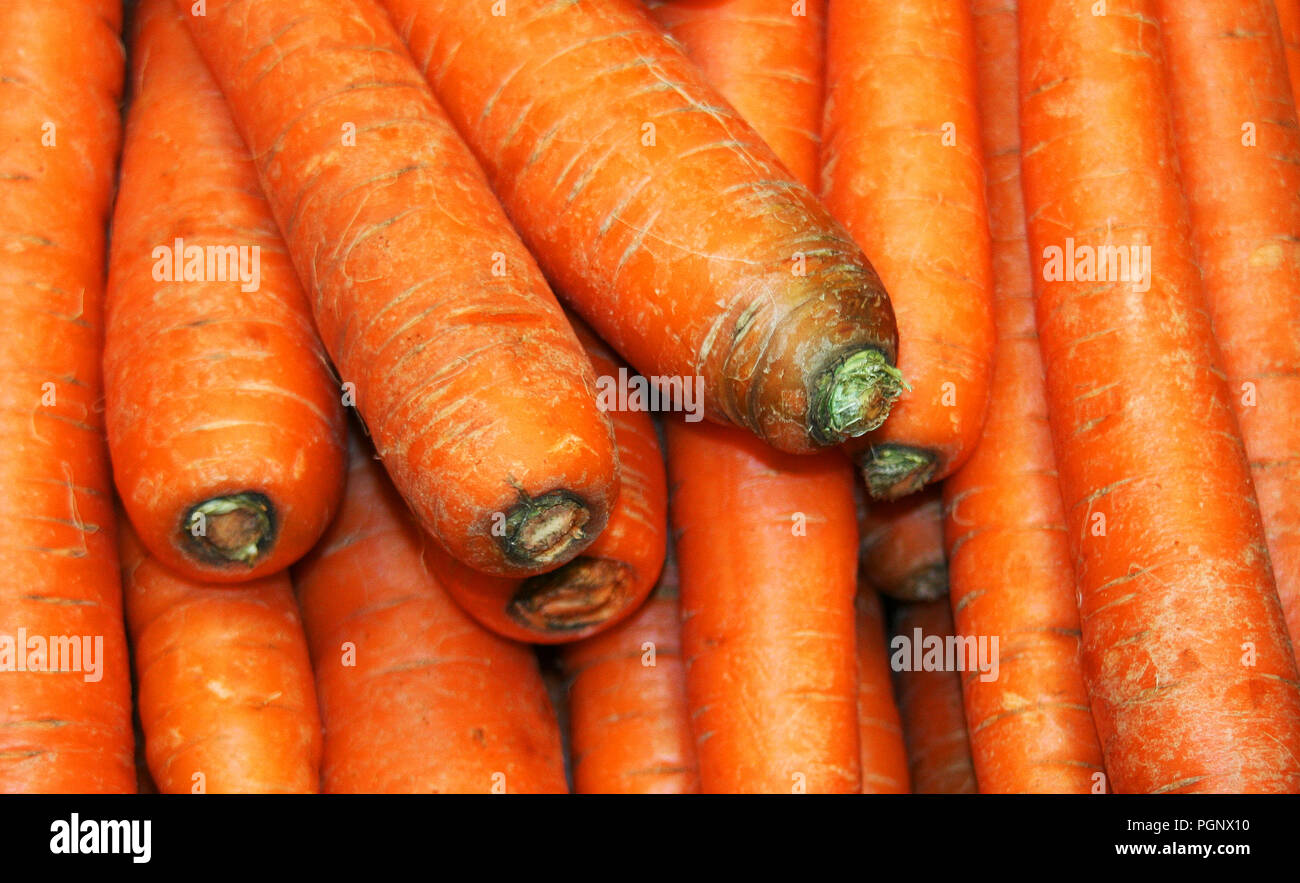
177, 0, 618, 577
892, 600, 977, 794
854, 587, 911, 793
293, 434, 568, 793
666, 419, 860, 793
107, 0, 346, 583
1160, 0, 1300, 659
380, 0, 902, 455
1275, 0, 1300, 106
0, 0, 134, 794
1020, 0, 1300, 792
859, 486, 948, 601
824, 0, 995, 499
645, 0, 826, 190
121, 521, 321, 794
425, 318, 667, 643
560, 542, 699, 794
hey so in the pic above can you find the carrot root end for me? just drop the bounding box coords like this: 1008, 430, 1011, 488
181, 492, 275, 567
509, 556, 633, 633
501, 490, 592, 569
860, 446, 937, 501
810, 348, 905, 446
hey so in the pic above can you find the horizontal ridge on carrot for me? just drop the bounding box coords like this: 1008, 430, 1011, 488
177, 0, 618, 577
107, 0, 346, 583
380, 0, 901, 455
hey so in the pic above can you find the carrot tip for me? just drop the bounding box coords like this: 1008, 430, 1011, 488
181, 493, 274, 566
510, 556, 633, 633
502, 490, 592, 569
860, 445, 937, 501
810, 349, 905, 446
880, 563, 949, 603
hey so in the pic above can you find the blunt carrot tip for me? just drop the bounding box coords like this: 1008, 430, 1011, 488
810, 348, 906, 446
510, 556, 633, 633
502, 490, 592, 568
181, 492, 275, 566
861, 445, 938, 501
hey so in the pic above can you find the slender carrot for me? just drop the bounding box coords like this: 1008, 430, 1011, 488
293, 433, 568, 794
824, 0, 995, 499
645, 0, 826, 190
1275, 0, 1300, 106
854, 586, 911, 793
107, 0, 346, 583
666, 418, 860, 793
426, 317, 668, 643
561, 541, 699, 794
892, 600, 977, 794
121, 521, 321, 794
1160, 0, 1300, 660
0, 0, 134, 794
940, 0, 1106, 794
858, 486, 948, 602
380, 0, 901, 455
178, 0, 618, 577
1020, 0, 1300, 792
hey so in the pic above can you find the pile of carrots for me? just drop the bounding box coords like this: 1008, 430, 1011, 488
2, 0, 1299, 795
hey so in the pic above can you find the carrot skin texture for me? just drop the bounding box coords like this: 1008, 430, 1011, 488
824, 0, 995, 498
0, 0, 134, 793
667, 419, 860, 793
294, 439, 568, 794
854, 587, 911, 793
178, 0, 618, 577
859, 486, 948, 602
942, 0, 1105, 795
108, 0, 346, 583
892, 601, 977, 794
1276, 0, 1300, 107
1160, 0, 1300, 660
1020, 0, 1300, 792
381, 0, 901, 455
121, 523, 321, 794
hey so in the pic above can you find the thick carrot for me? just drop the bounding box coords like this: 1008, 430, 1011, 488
945, 0, 1106, 795
824, 0, 995, 499
1020, 0, 1300, 792
425, 317, 667, 643
858, 486, 948, 602
854, 587, 911, 793
892, 600, 977, 794
178, 0, 618, 577
107, 0, 346, 583
121, 521, 321, 794
293, 434, 568, 794
645, 0, 826, 190
560, 541, 699, 794
1160, 0, 1300, 660
0, 0, 134, 794
666, 418, 860, 792
1276, 1, 1300, 106
380, 0, 901, 455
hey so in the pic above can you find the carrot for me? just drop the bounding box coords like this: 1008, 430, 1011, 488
645, 0, 826, 190
0, 0, 134, 794
940, 0, 1106, 795
858, 486, 948, 602
1160, 0, 1300, 660
666, 418, 860, 792
560, 541, 699, 794
120, 521, 321, 794
379, 0, 902, 455
1020, 0, 1300, 792
424, 317, 668, 643
854, 587, 911, 793
892, 600, 977, 794
1275, 0, 1300, 107
293, 433, 568, 794
177, 0, 618, 578
106, 0, 345, 583
824, 0, 995, 499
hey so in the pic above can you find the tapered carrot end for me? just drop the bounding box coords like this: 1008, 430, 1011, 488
811, 348, 905, 446
181, 492, 275, 567
501, 490, 593, 570
860, 445, 938, 501
510, 556, 634, 634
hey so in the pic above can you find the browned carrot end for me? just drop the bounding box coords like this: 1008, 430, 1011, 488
181, 493, 274, 567
881, 563, 948, 603
510, 556, 634, 633
810, 348, 906, 446
501, 490, 593, 569
859, 445, 938, 501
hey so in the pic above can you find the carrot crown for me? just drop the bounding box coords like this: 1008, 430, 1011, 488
810, 348, 906, 446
